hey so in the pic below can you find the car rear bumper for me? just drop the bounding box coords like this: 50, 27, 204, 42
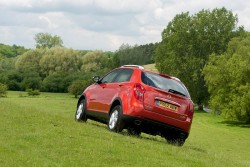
122, 114, 189, 139
124, 104, 193, 133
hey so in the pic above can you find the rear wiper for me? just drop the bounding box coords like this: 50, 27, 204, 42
168, 89, 186, 97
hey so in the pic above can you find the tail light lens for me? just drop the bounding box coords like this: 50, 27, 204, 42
189, 102, 194, 112
187, 102, 194, 117
133, 83, 145, 102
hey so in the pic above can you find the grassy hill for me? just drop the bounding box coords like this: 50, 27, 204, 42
0, 91, 249, 166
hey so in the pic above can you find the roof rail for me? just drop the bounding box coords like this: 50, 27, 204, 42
121, 65, 144, 69
171, 76, 180, 81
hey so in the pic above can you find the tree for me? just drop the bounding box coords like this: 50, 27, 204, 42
0, 44, 28, 58
6, 70, 23, 91
42, 73, 70, 92
15, 49, 44, 90
114, 43, 156, 66
34, 32, 63, 48
81, 50, 110, 73
39, 48, 80, 77
21, 71, 42, 90
154, 7, 246, 109
203, 36, 250, 123
15, 49, 44, 74
0, 55, 15, 84
42, 72, 81, 93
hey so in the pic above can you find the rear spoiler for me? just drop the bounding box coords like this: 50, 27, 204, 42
121, 65, 144, 69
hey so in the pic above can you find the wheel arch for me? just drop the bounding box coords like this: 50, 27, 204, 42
77, 94, 86, 107
109, 97, 123, 116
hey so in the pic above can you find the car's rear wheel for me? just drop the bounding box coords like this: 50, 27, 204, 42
108, 105, 124, 132
164, 134, 185, 146
75, 99, 87, 122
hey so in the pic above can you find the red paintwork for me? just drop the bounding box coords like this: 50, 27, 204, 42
83, 67, 194, 133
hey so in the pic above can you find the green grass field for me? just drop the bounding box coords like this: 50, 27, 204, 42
0, 91, 249, 167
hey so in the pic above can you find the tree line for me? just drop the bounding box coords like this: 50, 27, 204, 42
0, 33, 156, 95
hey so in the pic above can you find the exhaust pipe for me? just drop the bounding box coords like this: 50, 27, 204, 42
134, 120, 141, 125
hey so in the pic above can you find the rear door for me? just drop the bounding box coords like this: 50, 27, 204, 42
88, 68, 133, 113
88, 69, 122, 112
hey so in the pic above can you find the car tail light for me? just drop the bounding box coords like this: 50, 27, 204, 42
187, 102, 194, 117
133, 83, 145, 102
189, 102, 194, 112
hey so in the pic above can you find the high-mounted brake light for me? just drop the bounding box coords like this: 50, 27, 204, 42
133, 83, 145, 102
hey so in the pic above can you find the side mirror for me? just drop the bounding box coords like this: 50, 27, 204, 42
92, 76, 101, 83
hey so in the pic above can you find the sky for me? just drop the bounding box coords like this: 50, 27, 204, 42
0, 0, 250, 51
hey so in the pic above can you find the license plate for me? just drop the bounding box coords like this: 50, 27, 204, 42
156, 100, 178, 111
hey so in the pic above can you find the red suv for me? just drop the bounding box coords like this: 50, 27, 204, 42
75, 65, 194, 146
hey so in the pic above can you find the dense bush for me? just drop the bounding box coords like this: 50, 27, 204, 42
26, 89, 40, 96
42, 73, 68, 92
68, 80, 86, 98
0, 83, 8, 97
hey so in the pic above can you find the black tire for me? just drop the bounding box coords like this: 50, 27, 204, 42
127, 127, 141, 136
75, 99, 87, 122
107, 105, 124, 132
164, 135, 185, 146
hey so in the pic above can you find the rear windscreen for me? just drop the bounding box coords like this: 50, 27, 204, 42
141, 72, 190, 98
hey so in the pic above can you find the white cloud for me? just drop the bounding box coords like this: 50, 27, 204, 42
0, 0, 250, 51
39, 15, 58, 29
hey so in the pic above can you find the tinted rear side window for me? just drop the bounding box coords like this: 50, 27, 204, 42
101, 69, 122, 83
141, 72, 190, 98
114, 69, 133, 82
